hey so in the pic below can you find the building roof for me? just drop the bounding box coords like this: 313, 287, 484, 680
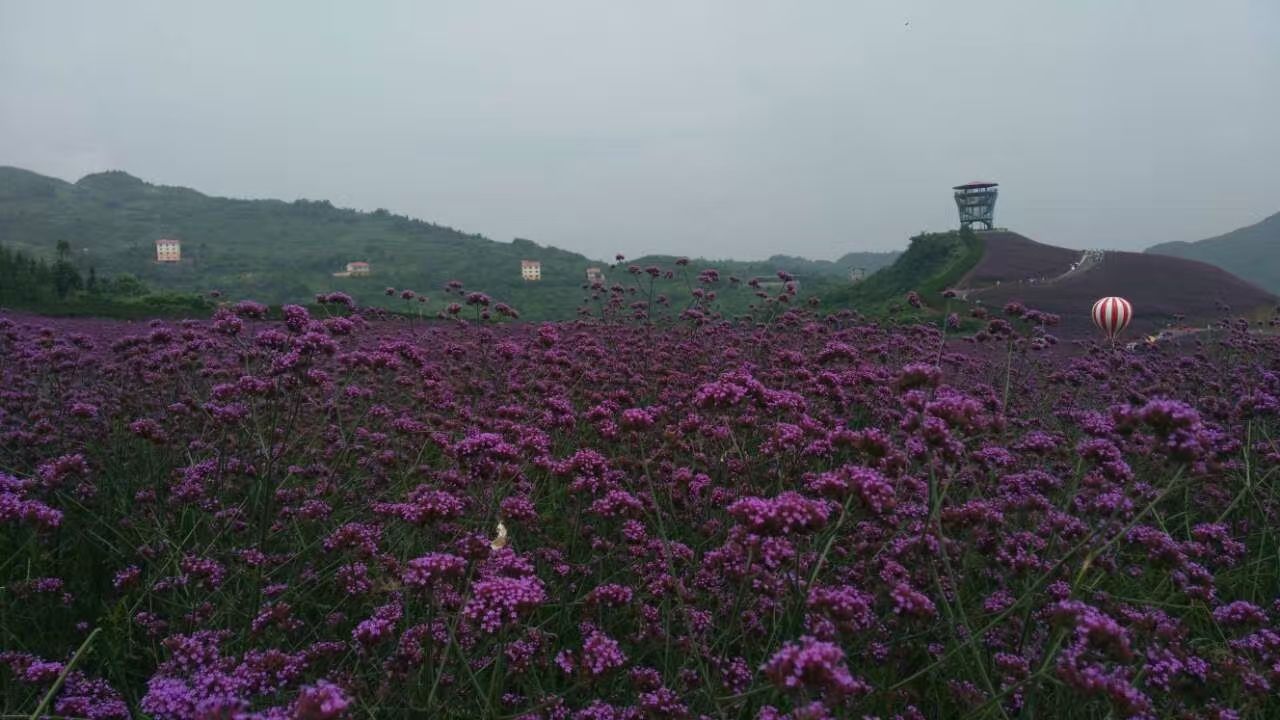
953, 181, 998, 190
348, 261, 369, 267
155, 238, 180, 245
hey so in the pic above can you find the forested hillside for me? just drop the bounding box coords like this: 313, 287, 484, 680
1146, 211, 1280, 294
0, 166, 894, 319
0, 240, 210, 317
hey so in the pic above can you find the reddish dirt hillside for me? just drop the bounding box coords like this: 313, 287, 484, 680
960, 233, 1277, 337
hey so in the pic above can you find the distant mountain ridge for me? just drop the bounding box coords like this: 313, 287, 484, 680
0, 166, 895, 319
1146, 211, 1280, 294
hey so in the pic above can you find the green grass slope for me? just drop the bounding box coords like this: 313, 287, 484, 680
1146, 211, 1280, 294
822, 229, 983, 313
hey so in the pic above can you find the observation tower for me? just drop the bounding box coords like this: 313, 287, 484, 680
953, 181, 998, 230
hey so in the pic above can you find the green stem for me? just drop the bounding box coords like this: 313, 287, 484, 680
30, 628, 101, 720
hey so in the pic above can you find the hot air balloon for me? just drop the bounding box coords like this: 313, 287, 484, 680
1092, 296, 1133, 342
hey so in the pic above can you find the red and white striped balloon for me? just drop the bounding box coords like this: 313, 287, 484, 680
1091, 296, 1133, 340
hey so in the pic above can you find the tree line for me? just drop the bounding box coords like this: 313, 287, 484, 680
0, 241, 207, 316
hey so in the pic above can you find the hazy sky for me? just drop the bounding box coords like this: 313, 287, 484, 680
1, 1, 1277, 260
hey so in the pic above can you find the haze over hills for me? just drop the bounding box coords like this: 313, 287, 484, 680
1146, 212, 1280, 295
0, 166, 897, 319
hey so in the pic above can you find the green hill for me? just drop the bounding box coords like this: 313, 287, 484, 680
1146, 211, 1280, 294
0, 166, 894, 320
822, 228, 983, 313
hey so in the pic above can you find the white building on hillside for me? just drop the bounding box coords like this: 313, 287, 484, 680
521, 260, 542, 281
155, 238, 181, 263
332, 261, 371, 278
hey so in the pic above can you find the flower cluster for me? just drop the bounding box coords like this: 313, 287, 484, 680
0, 299, 1276, 719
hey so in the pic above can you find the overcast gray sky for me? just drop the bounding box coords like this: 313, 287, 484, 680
1, 1, 1277, 260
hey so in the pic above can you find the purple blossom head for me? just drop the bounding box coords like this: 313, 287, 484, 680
292, 680, 351, 719
402, 553, 468, 588
1, 474, 64, 530
464, 576, 547, 633
727, 492, 832, 536
897, 362, 942, 391
232, 300, 269, 319
762, 636, 871, 699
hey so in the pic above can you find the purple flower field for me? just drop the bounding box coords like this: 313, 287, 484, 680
1, 300, 1279, 719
